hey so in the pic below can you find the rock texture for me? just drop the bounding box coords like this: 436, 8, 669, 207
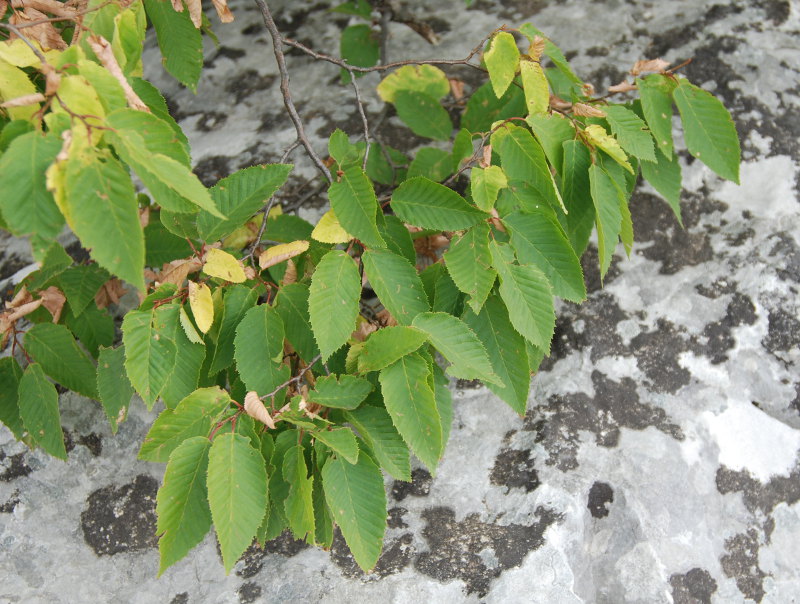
2, 0, 799, 602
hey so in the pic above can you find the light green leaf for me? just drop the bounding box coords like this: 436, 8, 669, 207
58, 265, 109, 317
208, 285, 259, 375
504, 210, 586, 302
143, 0, 203, 91
588, 164, 623, 279
328, 167, 385, 248
640, 146, 683, 224
362, 248, 430, 325
130, 77, 190, 155
637, 74, 676, 159
377, 64, 450, 103
419, 263, 461, 315
122, 306, 177, 408
321, 450, 387, 571
378, 215, 416, 265
156, 436, 212, 576
583, 124, 634, 174
526, 113, 575, 174
313, 427, 359, 464
490, 241, 555, 353
673, 79, 740, 183
139, 387, 231, 462
25, 323, 99, 399
411, 312, 501, 385
234, 304, 289, 396
283, 444, 315, 543
443, 222, 496, 313
340, 24, 379, 70
345, 406, 410, 481
561, 140, 595, 255
0, 357, 24, 440
379, 353, 441, 471
274, 283, 318, 362
18, 363, 66, 460
394, 90, 452, 141
604, 105, 656, 162
0, 131, 63, 239
407, 147, 453, 182
308, 374, 373, 410
159, 304, 206, 409
207, 433, 268, 574
96, 346, 134, 434
358, 326, 429, 373
520, 58, 549, 115
309, 250, 361, 361
464, 294, 530, 414
484, 32, 520, 98
391, 176, 487, 230
470, 165, 508, 212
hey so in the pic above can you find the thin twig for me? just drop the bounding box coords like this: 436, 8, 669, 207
259, 353, 322, 402
279, 138, 301, 164
347, 72, 372, 171
254, 0, 332, 183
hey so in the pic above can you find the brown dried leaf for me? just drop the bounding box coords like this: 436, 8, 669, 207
374, 309, 397, 327
480, 145, 492, 169
87, 35, 150, 112
244, 391, 276, 429
39, 286, 66, 323
490, 208, 506, 233
630, 58, 670, 76
156, 258, 203, 287
572, 102, 607, 118
281, 259, 297, 286
94, 279, 127, 309
1, 299, 43, 332
170, 0, 182, 11
185, 0, 202, 27
139, 206, 150, 228
243, 265, 257, 281
549, 94, 572, 111
211, 0, 234, 22
7, 286, 33, 309
0, 93, 46, 109
9, 7, 68, 50
528, 36, 546, 62
582, 83, 596, 97
351, 315, 377, 342
0, 0, 7, 17
449, 78, 465, 101
608, 79, 638, 93
10, 0, 75, 16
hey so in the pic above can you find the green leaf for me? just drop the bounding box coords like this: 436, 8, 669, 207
379, 353, 441, 471
312, 466, 333, 548
274, 283, 318, 362
463, 294, 530, 414
358, 326, 429, 373
130, 77, 190, 155
603, 105, 656, 162
159, 304, 206, 408
462, 80, 526, 133
139, 387, 230, 462
640, 146, 683, 224
328, 167, 385, 248
0, 131, 63, 239
321, 450, 387, 571
122, 306, 177, 407
0, 120, 34, 153
0, 357, 24, 440
504, 210, 586, 302
156, 436, 212, 575
378, 215, 416, 265
411, 312, 501, 385
673, 79, 740, 183
431, 363, 453, 455
561, 140, 595, 255
484, 32, 520, 98
407, 147, 453, 182
64, 304, 115, 358
470, 165, 508, 212
444, 222, 496, 313
526, 113, 574, 174
143, 0, 203, 91
340, 24, 379, 77
18, 363, 67, 460
419, 263, 461, 315
309, 250, 361, 361
362, 248, 430, 325
394, 90, 452, 141
308, 374, 373, 410
331, 0, 372, 18
207, 432, 268, 574
520, 58, 549, 115
234, 304, 289, 396
25, 323, 99, 399
588, 164, 623, 279
283, 444, 315, 543
637, 74, 676, 159
208, 285, 259, 375
198, 164, 293, 242
25, 242, 72, 291
584, 125, 634, 174
96, 346, 134, 434
58, 265, 109, 317
105, 108, 189, 167
377, 64, 450, 103
313, 428, 359, 464
145, 217, 194, 267
490, 241, 555, 353
391, 177, 487, 230
64, 153, 145, 291
345, 406, 410, 481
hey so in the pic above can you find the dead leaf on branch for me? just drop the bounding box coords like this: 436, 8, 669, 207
8, 6, 68, 50
281, 259, 297, 286
0, 298, 43, 338
549, 94, 572, 111
87, 35, 150, 112
39, 286, 66, 323
479, 145, 492, 169
449, 78, 465, 101
608, 79, 638, 93
185, 0, 202, 27
528, 36, 546, 62
244, 391, 276, 429
572, 102, 606, 117
7, 286, 33, 309
630, 58, 670, 76
95, 278, 127, 309
0, 93, 46, 109
210, 0, 234, 23
152, 257, 203, 287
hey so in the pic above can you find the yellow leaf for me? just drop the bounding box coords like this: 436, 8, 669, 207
0, 59, 39, 120
258, 240, 310, 270
584, 124, 634, 174
203, 248, 247, 283
311, 210, 352, 244
520, 59, 549, 115
52, 75, 106, 144
0, 39, 59, 68
179, 306, 204, 344
187, 280, 214, 333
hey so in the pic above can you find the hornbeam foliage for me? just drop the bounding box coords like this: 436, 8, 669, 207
0, 0, 740, 577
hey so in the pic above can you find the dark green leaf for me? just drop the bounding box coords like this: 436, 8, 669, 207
444, 222, 495, 313
25, 323, 98, 399
391, 177, 487, 230
394, 90, 452, 141
637, 74, 676, 159
604, 105, 656, 162
561, 140, 595, 256
143, 0, 203, 91
18, 363, 66, 460
96, 346, 134, 434
309, 250, 361, 361
362, 248, 430, 325
345, 406, 410, 481
234, 304, 289, 396
329, 166, 385, 248
0, 357, 24, 440
308, 374, 373, 410
274, 283, 318, 362
208, 285, 259, 375
640, 147, 683, 224
58, 265, 109, 317
588, 164, 623, 279
313, 427, 359, 464
358, 326, 428, 373
283, 444, 315, 543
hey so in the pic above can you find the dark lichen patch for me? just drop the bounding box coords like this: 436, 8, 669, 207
330, 529, 415, 579
669, 567, 719, 604
170, 593, 189, 604
195, 112, 228, 132
0, 252, 29, 282
194, 155, 232, 188
587, 481, 614, 519
0, 451, 33, 482
700, 292, 757, 364
63, 430, 103, 457
525, 371, 683, 471
490, 448, 540, 493
391, 468, 432, 502
0, 490, 20, 513
65, 240, 91, 264
415, 506, 559, 597
225, 69, 276, 105
644, 3, 743, 59
80, 474, 158, 556
387, 507, 409, 529
791, 383, 800, 415
715, 463, 800, 516
762, 308, 800, 355
696, 278, 737, 299
233, 532, 309, 579
630, 319, 695, 393
768, 232, 800, 283
203, 46, 246, 68
721, 529, 766, 603
581, 245, 622, 294
237, 582, 262, 604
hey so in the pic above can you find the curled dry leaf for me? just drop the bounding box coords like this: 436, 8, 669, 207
185, 0, 202, 27
0, 0, 7, 17
7, 286, 33, 309
528, 36, 546, 62
0, 93, 46, 109
95, 278, 127, 309
10, 0, 75, 17
187, 281, 213, 333
351, 314, 377, 342
581, 82, 596, 97
243, 265, 257, 281
375, 308, 398, 327
139, 206, 150, 228
0, 298, 44, 336
572, 102, 607, 117
156, 257, 203, 287
258, 240, 310, 270
630, 58, 670, 76
480, 145, 492, 169
203, 248, 247, 283
490, 208, 506, 233
414, 234, 449, 261
39, 286, 66, 323
87, 35, 150, 112
244, 391, 276, 429
170, 0, 182, 11
211, 0, 234, 23
449, 78, 465, 101
9, 7, 68, 50
608, 79, 638, 93
549, 94, 572, 111
281, 259, 297, 286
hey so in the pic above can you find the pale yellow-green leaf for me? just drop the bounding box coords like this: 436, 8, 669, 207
484, 32, 520, 98
0, 39, 59, 67
203, 248, 246, 283
376, 64, 450, 103
311, 209, 352, 244
187, 280, 214, 333
0, 60, 39, 120
258, 240, 310, 270
520, 59, 549, 115
584, 125, 634, 174
52, 75, 106, 144
179, 306, 204, 344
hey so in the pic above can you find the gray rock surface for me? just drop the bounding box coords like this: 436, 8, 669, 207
2, 0, 799, 602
